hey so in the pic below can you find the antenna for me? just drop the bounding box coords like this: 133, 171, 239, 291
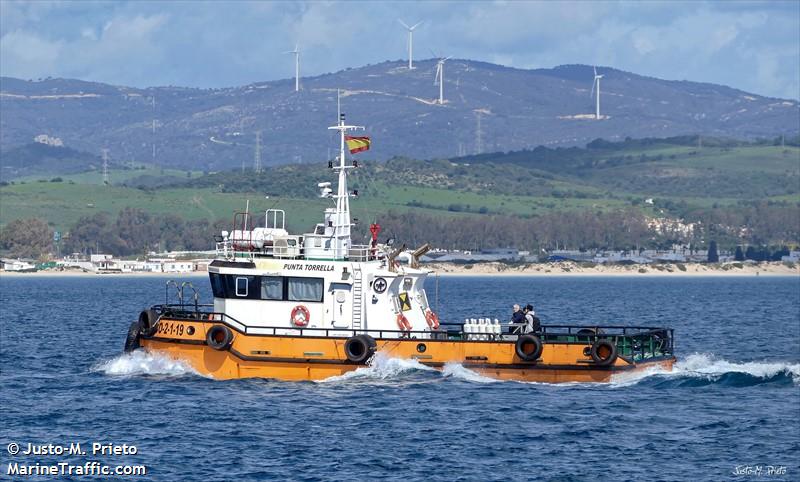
101, 148, 110, 185
284, 45, 300, 92
591, 66, 604, 120
254, 131, 262, 173
327, 99, 365, 259
398, 19, 423, 70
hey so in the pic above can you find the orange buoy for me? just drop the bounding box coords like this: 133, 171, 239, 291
425, 308, 440, 329
396, 313, 412, 331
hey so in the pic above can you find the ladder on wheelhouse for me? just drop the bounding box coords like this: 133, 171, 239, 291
352, 268, 363, 331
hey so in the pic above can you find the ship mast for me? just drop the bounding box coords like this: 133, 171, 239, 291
327, 99, 363, 259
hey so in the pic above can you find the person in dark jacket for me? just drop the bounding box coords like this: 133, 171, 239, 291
510, 304, 526, 333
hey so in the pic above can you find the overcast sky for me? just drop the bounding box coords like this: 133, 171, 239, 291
1, 0, 798, 99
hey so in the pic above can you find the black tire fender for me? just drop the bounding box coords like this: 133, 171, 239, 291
344, 335, 377, 364
591, 339, 618, 366
206, 325, 234, 351
138, 309, 159, 337
124, 321, 141, 353
515, 335, 543, 362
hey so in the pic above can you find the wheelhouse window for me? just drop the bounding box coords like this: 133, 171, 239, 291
235, 277, 249, 297
260, 276, 283, 300
288, 277, 324, 302
209, 273, 225, 298
211, 274, 324, 302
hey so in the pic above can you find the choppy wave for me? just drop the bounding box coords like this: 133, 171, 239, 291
611, 353, 800, 387
94, 350, 199, 377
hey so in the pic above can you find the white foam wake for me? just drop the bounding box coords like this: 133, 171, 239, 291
611, 353, 800, 387
676, 353, 800, 379
317, 353, 436, 383
441, 362, 500, 383
318, 353, 501, 384
94, 350, 199, 377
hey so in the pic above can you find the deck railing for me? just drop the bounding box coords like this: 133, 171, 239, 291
151, 303, 674, 361
215, 240, 376, 262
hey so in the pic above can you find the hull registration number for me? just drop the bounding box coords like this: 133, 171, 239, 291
157, 321, 185, 337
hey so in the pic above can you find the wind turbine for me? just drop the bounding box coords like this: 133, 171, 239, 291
433, 54, 452, 104
284, 44, 300, 92
398, 19, 423, 70
590, 66, 603, 119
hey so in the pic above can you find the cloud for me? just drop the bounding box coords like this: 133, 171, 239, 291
0, 30, 64, 79
0, 0, 797, 99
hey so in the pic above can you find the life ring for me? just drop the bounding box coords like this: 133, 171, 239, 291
124, 321, 141, 353
591, 339, 618, 366
138, 309, 159, 337
344, 335, 377, 364
425, 309, 440, 329
515, 335, 543, 362
291, 305, 310, 327
206, 325, 233, 351
396, 313, 412, 331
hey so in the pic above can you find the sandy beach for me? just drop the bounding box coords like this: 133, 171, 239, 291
427, 261, 800, 277
1, 261, 797, 277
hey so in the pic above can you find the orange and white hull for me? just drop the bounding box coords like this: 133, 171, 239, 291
138, 318, 675, 383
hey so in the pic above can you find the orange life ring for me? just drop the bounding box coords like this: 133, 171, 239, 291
425, 309, 440, 329
396, 313, 412, 331
291, 305, 310, 327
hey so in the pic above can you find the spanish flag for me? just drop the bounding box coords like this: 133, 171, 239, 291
345, 136, 371, 154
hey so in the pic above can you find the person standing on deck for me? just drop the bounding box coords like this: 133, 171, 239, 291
510, 304, 526, 333
523, 304, 541, 334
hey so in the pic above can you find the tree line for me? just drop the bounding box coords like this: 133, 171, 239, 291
363, 204, 799, 254
0, 209, 229, 259
1, 203, 797, 260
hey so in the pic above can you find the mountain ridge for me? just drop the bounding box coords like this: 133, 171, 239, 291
2, 59, 798, 171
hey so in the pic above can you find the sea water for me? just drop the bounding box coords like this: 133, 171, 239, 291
1, 275, 798, 481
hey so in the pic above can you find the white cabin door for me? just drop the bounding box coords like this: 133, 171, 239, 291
329, 283, 351, 329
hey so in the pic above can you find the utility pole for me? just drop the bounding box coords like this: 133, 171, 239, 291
475, 112, 483, 154
254, 131, 262, 174
151, 95, 157, 169
101, 148, 110, 185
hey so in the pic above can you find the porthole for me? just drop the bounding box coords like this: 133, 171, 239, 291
416, 343, 427, 353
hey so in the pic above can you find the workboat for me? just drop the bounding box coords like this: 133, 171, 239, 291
123, 112, 676, 383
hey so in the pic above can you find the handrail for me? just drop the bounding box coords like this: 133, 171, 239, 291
180, 281, 200, 313
215, 240, 378, 262
164, 280, 181, 306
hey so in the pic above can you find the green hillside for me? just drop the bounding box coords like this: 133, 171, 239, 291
1, 137, 798, 238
